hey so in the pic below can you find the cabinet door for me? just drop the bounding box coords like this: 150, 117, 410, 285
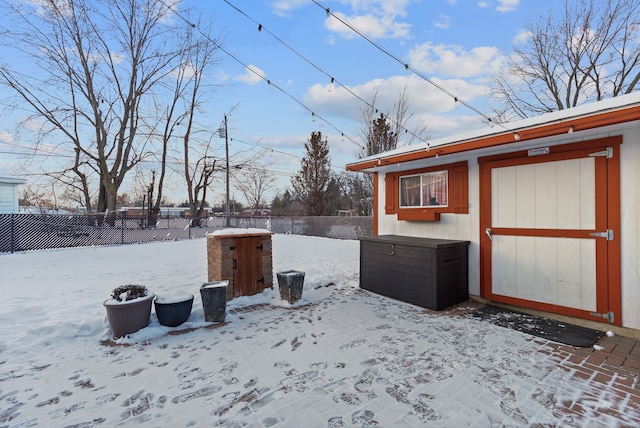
233, 237, 264, 297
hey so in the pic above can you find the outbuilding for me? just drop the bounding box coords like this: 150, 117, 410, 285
347, 91, 640, 333
0, 177, 26, 214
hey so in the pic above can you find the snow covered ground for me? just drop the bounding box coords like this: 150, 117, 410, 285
0, 234, 636, 426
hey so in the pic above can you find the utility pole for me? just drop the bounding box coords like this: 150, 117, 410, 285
224, 114, 230, 227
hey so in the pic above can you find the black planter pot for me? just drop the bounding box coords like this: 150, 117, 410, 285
277, 270, 305, 304
200, 281, 228, 322
154, 294, 194, 327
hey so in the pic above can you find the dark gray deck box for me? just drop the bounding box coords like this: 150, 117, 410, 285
359, 235, 470, 310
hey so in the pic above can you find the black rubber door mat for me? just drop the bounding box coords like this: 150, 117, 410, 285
468, 305, 606, 347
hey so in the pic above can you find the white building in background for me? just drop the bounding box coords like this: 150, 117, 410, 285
0, 177, 26, 214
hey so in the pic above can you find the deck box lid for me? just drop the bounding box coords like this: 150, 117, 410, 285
358, 234, 470, 248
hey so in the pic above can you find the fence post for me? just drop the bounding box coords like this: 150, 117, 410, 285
11, 213, 15, 253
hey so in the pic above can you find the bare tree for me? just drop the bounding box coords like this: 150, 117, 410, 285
173, 35, 221, 223
357, 85, 429, 159
185, 154, 216, 225
340, 171, 372, 216
235, 165, 277, 209
492, 0, 640, 119
353, 86, 431, 214
352, 87, 429, 216
0, 0, 219, 217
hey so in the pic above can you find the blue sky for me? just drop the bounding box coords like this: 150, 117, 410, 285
200, 0, 556, 197
0, 0, 560, 205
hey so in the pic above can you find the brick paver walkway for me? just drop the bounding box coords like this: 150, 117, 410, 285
444, 300, 640, 425
542, 335, 640, 424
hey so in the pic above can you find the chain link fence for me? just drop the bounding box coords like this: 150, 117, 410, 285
0, 213, 373, 253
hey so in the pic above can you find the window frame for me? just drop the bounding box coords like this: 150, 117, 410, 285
399, 170, 449, 208
385, 161, 468, 221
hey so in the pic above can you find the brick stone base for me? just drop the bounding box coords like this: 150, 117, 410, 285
207, 232, 273, 300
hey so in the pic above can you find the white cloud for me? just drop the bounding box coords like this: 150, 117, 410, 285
26, 0, 72, 17
477, 1, 490, 8
496, 0, 519, 12
513, 29, 532, 44
325, 11, 411, 39
214, 70, 232, 83
303, 74, 490, 125
408, 42, 505, 78
169, 63, 197, 79
433, 15, 451, 30
421, 113, 489, 140
323, 0, 412, 40
269, 0, 308, 18
19, 116, 46, 134
302, 74, 494, 148
344, 0, 411, 17
234, 65, 266, 85
0, 130, 14, 145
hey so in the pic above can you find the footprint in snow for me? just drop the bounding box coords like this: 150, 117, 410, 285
367, 324, 392, 331
291, 334, 305, 351
340, 338, 367, 349
310, 362, 328, 370
271, 338, 286, 349
328, 416, 345, 427
333, 392, 361, 405
243, 377, 258, 388
351, 409, 379, 425
171, 386, 222, 404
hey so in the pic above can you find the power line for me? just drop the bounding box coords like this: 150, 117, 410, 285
229, 135, 352, 175
0, 148, 227, 170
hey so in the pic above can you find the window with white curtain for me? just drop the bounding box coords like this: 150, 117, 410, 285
400, 170, 448, 208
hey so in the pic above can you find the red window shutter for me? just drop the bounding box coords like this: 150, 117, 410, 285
451, 162, 469, 213
384, 173, 397, 214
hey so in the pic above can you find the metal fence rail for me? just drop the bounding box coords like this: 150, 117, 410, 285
0, 214, 373, 253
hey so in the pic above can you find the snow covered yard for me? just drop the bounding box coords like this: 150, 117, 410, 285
0, 234, 637, 426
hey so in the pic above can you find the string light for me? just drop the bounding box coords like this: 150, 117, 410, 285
310, 0, 510, 132
222, 0, 426, 143
160, 0, 360, 147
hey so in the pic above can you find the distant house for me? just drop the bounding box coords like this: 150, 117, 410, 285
0, 177, 26, 214
347, 91, 640, 333
242, 208, 271, 217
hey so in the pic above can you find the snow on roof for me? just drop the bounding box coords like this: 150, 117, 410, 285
208, 227, 273, 238
349, 91, 640, 168
0, 177, 27, 185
